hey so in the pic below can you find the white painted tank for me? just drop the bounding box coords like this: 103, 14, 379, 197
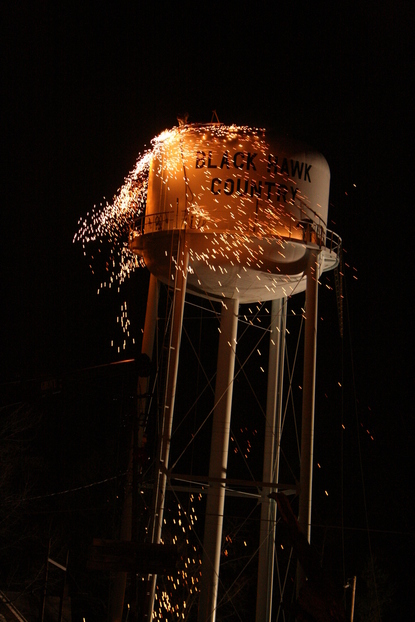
130, 124, 340, 302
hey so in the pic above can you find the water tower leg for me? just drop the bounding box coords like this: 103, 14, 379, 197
146, 239, 189, 619
198, 298, 239, 622
255, 297, 286, 622
108, 273, 160, 622
297, 251, 319, 584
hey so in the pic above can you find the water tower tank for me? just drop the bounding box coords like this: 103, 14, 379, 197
130, 124, 339, 303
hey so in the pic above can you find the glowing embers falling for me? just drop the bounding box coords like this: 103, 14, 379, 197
74, 124, 310, 301
110, 301, 135, 353
74, 147, 151, 292
74, 123, 327, 345
153, 494, 203, 620
73, 124, 272, 292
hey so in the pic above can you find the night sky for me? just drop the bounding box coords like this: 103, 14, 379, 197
1, 1, 414, 620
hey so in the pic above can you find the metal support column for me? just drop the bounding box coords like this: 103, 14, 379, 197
147, 234, 189, 620
198, 298, 239, 622
255, 297, 286, 622
108, 273, 160, 622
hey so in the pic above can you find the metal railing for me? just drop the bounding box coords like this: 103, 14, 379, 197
129, 209, 205, 241
324, 228, 342, 255
129, 210, 341, 256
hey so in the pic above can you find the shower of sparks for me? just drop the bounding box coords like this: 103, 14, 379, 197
72, 124, 369, 618
73, 125, 266, 287
74, 123, 340, 304
73, 144, 151, 291
73, 123, 315, 351
153, 494, 203, 620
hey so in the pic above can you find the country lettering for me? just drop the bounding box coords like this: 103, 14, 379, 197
223, 179, 234, 195
264, 181, 276, 198
250, 180, 262, 198
277, 184, 288, 202
209, 178, 299, 202
211, 178, 221, 195
236, 178, 250, 194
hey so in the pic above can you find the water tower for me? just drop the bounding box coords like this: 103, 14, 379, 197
129, 123, 340, 621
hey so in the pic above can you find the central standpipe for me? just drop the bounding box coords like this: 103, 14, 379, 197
255, 298, 287, 622
198, 299, 239, 622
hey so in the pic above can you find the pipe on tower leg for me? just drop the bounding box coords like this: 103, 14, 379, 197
198, 298, 239, 622
297, 251, 320, 589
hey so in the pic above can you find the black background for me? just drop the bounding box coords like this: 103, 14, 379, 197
1, 1, 414, 619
